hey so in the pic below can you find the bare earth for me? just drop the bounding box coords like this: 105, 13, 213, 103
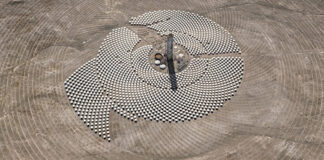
0, 0, 324, 159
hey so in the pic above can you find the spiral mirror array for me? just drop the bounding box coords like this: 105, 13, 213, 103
64, 10, 244, 142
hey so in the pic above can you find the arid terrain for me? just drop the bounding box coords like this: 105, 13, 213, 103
0, 0, 324, 159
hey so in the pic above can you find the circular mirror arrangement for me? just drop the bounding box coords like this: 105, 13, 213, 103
65, 10, 244, 142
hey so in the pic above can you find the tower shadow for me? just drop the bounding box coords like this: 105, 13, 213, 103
168, 59, 178, 91
166, 33, 178, 91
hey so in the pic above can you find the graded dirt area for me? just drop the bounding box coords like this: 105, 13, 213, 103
131, 26, 191, 74
0, 0, 324, 160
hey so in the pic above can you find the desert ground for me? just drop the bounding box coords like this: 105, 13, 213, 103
0, 0, 324, 159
